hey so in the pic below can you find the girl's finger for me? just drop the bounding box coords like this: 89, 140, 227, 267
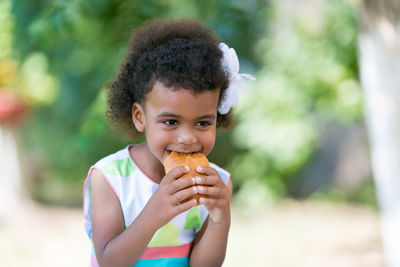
195, 166, 218, 176
196, 185, 224, 198
174, 198, 197, 214
194, 174, 221, 186
198, 196, 217, 207
169, 177, 196, 194
172, 186, 198, 205
162, 166, 190, 186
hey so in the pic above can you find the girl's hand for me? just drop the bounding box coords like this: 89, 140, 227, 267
194, 166, 231, 225
144, 166, 198, 229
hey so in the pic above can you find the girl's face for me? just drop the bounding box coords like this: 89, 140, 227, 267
132, 81, 219, 166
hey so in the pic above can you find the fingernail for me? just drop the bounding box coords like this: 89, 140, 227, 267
196, 166, 202, 172
195, 177, 202, 183
191, 178, 196, 184
184, 166, 190, 171
193, 186, 198, 193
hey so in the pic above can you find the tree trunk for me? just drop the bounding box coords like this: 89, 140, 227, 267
0, 125, 25, 214
359, 1, 400, 266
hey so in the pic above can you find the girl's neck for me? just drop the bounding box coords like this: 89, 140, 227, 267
129, 142, 165, 184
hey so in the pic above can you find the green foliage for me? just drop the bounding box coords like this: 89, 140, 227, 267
229, 0, 362, 204
309, 178, 378, 208
0, 0, 13, 59
8, 0, 366, 206
10, 0, 268, 204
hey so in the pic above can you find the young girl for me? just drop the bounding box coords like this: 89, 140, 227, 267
83, 18, 254, 267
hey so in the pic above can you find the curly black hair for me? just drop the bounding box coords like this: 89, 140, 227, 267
106, 18, 232, 140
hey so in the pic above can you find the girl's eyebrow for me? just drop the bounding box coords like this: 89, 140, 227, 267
157, 112, 216, 120
197, 114, 216, 120
157, 112, 181, 118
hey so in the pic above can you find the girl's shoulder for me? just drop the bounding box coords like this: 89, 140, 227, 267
92, 145, 136, 177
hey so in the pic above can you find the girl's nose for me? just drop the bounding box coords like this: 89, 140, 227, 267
176, 126, 197, 145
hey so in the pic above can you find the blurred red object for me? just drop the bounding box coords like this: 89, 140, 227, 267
0, 90, 29, 124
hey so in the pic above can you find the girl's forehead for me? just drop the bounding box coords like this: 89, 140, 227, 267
145, 81, 220, 114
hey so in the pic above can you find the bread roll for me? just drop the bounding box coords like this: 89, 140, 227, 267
164, 152, 210, 204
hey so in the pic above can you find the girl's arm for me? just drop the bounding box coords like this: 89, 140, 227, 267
90, 167, 198, 267
189, 172, 233, 267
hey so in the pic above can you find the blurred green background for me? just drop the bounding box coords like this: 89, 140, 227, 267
1, 0, 374, 207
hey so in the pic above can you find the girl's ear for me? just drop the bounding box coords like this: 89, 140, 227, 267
132, 103, 145, 132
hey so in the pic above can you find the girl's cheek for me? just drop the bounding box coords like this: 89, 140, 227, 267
203, 132, 216, 152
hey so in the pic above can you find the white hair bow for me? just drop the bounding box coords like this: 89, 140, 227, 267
218, 43, 255, 115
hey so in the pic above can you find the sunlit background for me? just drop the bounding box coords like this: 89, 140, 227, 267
1, 0, 395, 266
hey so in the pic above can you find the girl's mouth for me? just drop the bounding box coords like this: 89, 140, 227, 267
167, 150, 201, 155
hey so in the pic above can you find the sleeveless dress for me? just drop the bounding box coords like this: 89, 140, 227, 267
83, 145, 230, 267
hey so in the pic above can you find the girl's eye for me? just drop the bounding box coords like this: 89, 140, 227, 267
197, 121, 211, 127
164, 120, 178, 126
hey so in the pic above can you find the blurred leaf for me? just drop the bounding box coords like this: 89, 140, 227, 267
230, 0, 362, 203
17, 52, 59, 104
